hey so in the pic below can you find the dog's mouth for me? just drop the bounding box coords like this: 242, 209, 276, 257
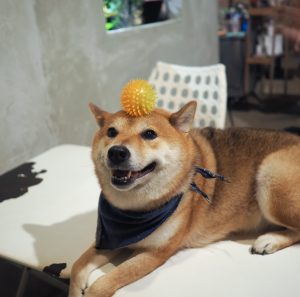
111, 162, 157, 187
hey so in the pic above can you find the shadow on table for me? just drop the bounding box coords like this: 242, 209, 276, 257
23, 209, 98, 277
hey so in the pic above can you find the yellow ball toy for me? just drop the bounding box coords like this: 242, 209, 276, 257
121, 79, 157, 117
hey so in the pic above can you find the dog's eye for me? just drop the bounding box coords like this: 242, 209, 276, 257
107, 127, 118, 138
141, 129, 157, 140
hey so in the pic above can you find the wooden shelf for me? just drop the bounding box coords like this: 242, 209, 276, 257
248, 7, 278, 17
245, 6, 281, 95
247, 56, 273, 65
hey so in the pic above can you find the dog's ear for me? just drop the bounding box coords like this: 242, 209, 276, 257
89, 103, 111, 127
169, 101, 197, 133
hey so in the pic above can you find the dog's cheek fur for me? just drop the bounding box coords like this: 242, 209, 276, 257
137, 141, 182, 189
91, 132, 111, 186
133, 135, 195, 203
133, 138, 182, 168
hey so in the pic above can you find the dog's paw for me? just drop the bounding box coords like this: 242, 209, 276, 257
250, 233, 282, 255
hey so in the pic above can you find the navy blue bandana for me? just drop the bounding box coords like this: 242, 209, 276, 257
95, 192, 183, 250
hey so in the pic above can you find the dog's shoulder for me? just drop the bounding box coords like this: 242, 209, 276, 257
191, 127, 299, 174
194, 127, 299, 150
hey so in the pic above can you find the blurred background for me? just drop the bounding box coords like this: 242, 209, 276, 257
0, 0, 299, 174
0, 2, 300, 296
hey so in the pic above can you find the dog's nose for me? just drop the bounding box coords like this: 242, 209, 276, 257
108, 146, 130, 165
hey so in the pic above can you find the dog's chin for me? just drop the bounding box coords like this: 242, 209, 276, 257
109, 162, 157, 191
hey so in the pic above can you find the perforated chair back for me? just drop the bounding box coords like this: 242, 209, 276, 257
148, 62, 227, 128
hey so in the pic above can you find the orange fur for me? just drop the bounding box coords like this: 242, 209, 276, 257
69, 101, 300, 297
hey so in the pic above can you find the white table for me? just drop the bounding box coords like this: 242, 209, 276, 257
0, 145, 99, 278
1, 145, 299, 296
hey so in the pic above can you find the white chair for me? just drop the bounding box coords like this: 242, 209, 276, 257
148, 61, 227, 129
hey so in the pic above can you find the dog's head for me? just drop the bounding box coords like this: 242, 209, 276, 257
89, 101, 197, 210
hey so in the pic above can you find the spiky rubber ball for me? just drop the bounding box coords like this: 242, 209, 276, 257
121, 79, 156, 117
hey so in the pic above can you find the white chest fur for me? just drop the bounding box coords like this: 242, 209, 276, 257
131, 206, 185, 249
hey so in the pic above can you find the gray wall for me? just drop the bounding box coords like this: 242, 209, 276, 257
0, 0, 218, 174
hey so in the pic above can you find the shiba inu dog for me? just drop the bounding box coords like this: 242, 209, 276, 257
69, 101, 300, 297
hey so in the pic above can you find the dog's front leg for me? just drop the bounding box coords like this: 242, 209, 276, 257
69, 242, 119, 297
84, 247, 175, 297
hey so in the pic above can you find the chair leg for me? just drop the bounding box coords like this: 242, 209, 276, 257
15, 267, 29, 297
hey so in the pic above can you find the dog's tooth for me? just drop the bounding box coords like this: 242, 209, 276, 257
127, 171, 132, 178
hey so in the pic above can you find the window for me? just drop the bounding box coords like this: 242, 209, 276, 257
103, 0, 182, 31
